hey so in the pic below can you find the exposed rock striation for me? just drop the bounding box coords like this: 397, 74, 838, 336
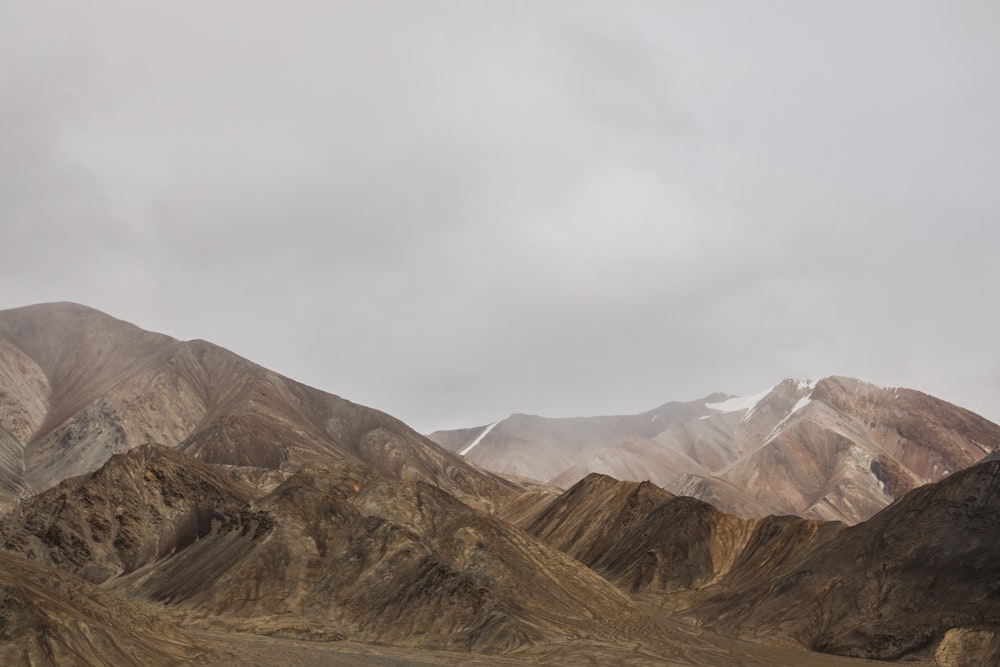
523, 461, 1000, 663
0, 444, 255, 582
0, 550, 208, 667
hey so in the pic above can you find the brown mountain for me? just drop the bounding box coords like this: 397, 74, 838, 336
520, 461, 1000, 664
0, 444, 256, 583
0, 302, 517, 513
434, 377, 1000, 523
0, 442, 889, 666
520, 474, 838, 599
107, 451, 644, 652
694, 456, 1000, 662
7, 301, 1000, 665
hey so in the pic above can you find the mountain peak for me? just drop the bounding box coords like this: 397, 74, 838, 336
433, 374, 1000, 524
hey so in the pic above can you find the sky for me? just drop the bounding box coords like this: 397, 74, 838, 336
2, 1, 999, 433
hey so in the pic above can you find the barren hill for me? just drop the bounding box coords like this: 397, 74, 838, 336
521, 463, 1000, 663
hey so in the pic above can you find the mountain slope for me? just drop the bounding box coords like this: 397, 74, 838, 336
523, 464, 1000, 663
0, 302, 518, 512
691, 456, 1000, 662
0, 550, 208, 667
0, 444, 256, 583
523, 474, 841, 599
95, 452, 642, 652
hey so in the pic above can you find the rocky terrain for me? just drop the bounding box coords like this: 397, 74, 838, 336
2, 302, 999, 666
434, 377, 1000, 523
515, 458, 1000, 664
0, 549, 209, 667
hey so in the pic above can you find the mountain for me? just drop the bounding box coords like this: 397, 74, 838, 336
111, 451, 645, 651
433, 377, 1000, 523
519, 473, 837, 598
0, 443, 637, 652
6, 301, 1000, 665
0, 302, 517, 513
522, 461, 1000, 664
692, 456, 1000, 663
0, 444, 255, 583
428, 400, 715, 483
0, 443, 892, 667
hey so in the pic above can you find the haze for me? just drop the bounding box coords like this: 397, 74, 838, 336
2, 1, 998, 432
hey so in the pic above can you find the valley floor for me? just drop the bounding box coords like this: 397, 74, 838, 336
190, 625, 918, 667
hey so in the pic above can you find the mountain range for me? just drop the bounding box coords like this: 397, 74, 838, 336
431, 377, 1000, 524
1, 302, 999, 666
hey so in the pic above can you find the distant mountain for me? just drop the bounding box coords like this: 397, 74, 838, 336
0, 302, 517, 512
433, 377, 1000, 523
428, 399, 716, 483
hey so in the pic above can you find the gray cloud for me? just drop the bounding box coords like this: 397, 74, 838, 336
2, 1, 999, 431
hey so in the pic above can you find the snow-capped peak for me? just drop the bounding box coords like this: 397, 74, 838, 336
704, 386, 775, 423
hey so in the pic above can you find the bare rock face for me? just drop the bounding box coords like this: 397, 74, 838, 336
0, 303, 517, 512
437, 377, 1000, 524
0, 444, 255, 583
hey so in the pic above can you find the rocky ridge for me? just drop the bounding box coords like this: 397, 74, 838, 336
0, 302, 518, 513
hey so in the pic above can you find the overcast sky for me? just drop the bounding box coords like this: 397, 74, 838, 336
2, 1, 999, 432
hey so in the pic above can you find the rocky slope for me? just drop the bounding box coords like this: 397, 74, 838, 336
436, 377, 1000, 523
113, 456, 646, 652
521, 474, 839, 598
0, 302, 518, 513
0, 444, 256, 583
691, 456, 1000, 662
521, 461, 1000, 663
1, 442, 638, 652
0, 550, 208, 667
0, 439, 892, 667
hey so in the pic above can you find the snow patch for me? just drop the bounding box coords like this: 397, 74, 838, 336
704, 386, 775, 423
460, 420, 502, 456
761, 393, 813, 446
789, 394, 812, 417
